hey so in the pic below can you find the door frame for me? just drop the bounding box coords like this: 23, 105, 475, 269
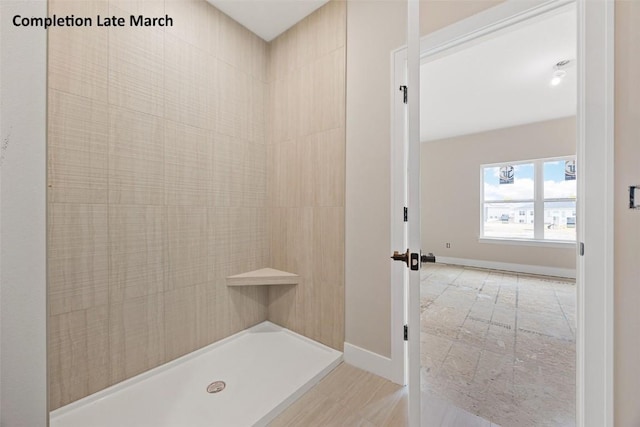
390, 0, 615, 425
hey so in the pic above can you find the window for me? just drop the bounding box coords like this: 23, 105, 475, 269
481, 157, 576, 242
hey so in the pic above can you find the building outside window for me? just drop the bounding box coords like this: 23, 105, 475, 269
481, 157, 576, 242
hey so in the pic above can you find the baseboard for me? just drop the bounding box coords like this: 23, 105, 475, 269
343, 342, 399, 383
435, 256, 576, 279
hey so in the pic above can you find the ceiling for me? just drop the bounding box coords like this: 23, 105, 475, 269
421, 6, 577, 142
207, 0, 329, 41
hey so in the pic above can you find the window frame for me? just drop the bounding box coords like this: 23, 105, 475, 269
479, 155, 577, 246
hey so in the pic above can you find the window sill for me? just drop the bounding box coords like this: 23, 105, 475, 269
478, 237, 577, 249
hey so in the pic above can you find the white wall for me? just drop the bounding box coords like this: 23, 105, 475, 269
0, 1, 48, 425
345, 0, 505, 364
345, 0, 406, 359
614, 1, 640, 424
421, 117, 577, 274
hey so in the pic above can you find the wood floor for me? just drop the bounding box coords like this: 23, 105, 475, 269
268, 363, 408, 427
268, 362, 494, 426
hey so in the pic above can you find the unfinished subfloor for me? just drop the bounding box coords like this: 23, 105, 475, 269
421, 263, 576, 427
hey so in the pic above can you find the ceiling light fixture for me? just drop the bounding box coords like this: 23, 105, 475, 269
551, 60, 570, 86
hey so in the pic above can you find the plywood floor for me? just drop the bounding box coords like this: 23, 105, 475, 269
421, 264, 576, 427
270, 264, 575, 427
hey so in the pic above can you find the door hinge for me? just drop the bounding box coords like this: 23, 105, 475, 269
404, 207, 408, 222
399, 85, 408, 104
404, 325, 408, 341
579, 242, 585, 256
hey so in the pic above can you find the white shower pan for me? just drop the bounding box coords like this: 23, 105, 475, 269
50, 322, 342, 427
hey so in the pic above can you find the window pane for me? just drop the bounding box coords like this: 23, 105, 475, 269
544, 201, 576, 241
544, 160, 576, 199
483, 202, 534, 238
483, 163, 534, 201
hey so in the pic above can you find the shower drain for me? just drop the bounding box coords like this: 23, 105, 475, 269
206, 381, 226, 394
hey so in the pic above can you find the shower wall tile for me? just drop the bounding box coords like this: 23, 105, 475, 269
164, 120, 212, 206
267, 0, 346, 351
208, 207, 234, 281
48, 203, 109, 316
314, 128, 346, 207
48, 90, 109, 204
109, 293, 165, 384
164, 34, 217, 130
164, 284, 209, 360
243, 143, 268, 206
310, 0, 347, 59
249, 79, 268, 144
269, 73, 300, 144
109, 205, 165, 302
217, 11, 254, 75
109, 0, 164, 15
267, 142, 300, 207
216, 60, 250, 140
165, 0, 218, 55
212, 135, 245, 207
229, 286, 269, 332
108, 12, 164, 116
166, 206, 208, 290
268, 284, 298, 333
48, 0, 307, 410
48, 306, 110, 409
108, 106, 164, 205
48, 0, 108, 100
314, 207, 345, 348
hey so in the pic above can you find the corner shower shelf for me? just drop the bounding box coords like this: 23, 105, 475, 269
226, 268, 299, 287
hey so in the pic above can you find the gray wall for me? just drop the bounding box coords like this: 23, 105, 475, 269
0, 0, 48, 425
421, 117, 577, 271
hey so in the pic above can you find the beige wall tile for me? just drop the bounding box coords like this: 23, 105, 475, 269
243, 143, 268, 206
314, 0, 347, 56
109, 294, 165, 383
207, 279, 230, 343
166, 206, 208, 290
48, 0, 108, 100
217, 11, 254, 75
48, 90, 109, 204
48, 306, 110, 410
109, 205, 165, 302
216, 60, 250, 139
164, 284, 209, 360
164, 120, 212, 205
109, 0, 164, 15
267, 142, 300, 207
268, 284, 298, 331
315, 128, 346, 207
48, 0, 341, 407
109, 106, 164, 205
266, 1, 346, 351
309, 47, 346, 135
48, 204, 109, 316
208, 207, 234, 281
249, 79, 268, 144
165, 0, 218, 55
229, 286, 269, 332
212, 135, 245, 207
164, 34, 216, 130
108, 8, 164, 116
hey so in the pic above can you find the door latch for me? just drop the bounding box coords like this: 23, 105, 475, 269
391, 249, 410, 268
392, 249, 433, 270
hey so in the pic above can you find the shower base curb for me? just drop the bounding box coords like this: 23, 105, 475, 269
50, 321, 342, 427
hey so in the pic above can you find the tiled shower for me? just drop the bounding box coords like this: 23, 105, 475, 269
47, 0, 346, 411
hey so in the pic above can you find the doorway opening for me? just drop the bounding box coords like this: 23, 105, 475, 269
419, 4, 577, 425
392, 0, 614, 425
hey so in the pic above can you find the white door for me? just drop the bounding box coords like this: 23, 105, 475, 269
389, 1, 422, 425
